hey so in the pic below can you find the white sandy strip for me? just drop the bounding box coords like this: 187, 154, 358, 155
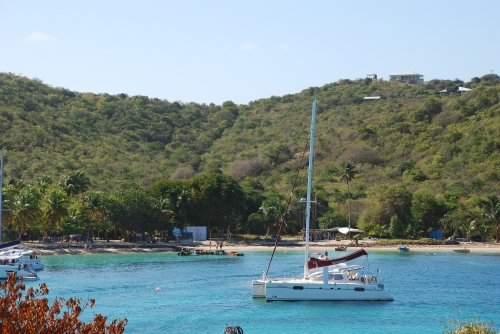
25, 240, 500, 256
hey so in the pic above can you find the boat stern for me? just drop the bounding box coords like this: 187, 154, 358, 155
252, 279, 266, 298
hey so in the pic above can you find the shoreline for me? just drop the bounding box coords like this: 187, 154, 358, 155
20, 239, 500, 256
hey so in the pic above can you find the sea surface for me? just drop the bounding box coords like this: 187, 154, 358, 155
33, 249, 500, 333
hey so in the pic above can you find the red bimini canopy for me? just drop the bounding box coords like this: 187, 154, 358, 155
308, 249, 368, 270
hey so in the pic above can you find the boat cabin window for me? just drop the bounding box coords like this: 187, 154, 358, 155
327, 273, 345, 281
333, 274, 344, 281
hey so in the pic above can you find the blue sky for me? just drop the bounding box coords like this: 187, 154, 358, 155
1, 1, 498, 105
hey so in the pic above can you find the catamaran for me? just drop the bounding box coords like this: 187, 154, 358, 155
0, 248, 44, 271
252, 101, 393, 301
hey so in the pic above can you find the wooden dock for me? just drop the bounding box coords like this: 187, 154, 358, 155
177, 246, 226, 255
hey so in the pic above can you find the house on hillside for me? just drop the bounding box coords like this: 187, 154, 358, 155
367, 73, 377, 79
364, 96, 381, 101
458, 87, 472, 95
389, 71, 424, 84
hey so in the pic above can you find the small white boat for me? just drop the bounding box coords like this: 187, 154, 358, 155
453, 248, 470, 253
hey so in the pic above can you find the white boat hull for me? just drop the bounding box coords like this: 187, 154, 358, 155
263, 280, 393, 301
23, 259, 44, 271
0, 265, 37, 280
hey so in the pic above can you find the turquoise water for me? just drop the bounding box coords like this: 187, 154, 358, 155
35, 250, 500, 333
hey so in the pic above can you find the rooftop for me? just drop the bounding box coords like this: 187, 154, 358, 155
390, 71, 423, 76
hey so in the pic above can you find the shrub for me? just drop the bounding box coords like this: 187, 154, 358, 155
0, 274, 127, 333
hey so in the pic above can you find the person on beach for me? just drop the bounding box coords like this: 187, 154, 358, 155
220, 241, 223, 250
84, 243, 88, 253
89, 244, 92, 252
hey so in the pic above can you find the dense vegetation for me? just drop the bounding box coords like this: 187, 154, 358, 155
1, 72, 500, 242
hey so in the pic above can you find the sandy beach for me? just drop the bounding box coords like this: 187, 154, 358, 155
21, 238, 500, 256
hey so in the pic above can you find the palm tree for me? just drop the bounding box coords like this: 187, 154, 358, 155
1, 184, 19, 237
12, 186, 41, 240
372, 224, 387, 239
35, 175, 53, 195
43, 188, 69, 238
483, 195, 500, 243
177, 190, 192, 226
248, 198, 287, 239
341, 162, 358, 237
406, 220, 424, 240
460, 218, 477, 243
60, 171, 91, 197
154, 197, 176, 235
81, 191, 104, 242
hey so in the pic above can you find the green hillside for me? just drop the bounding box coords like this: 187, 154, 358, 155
1, 72, 500, 241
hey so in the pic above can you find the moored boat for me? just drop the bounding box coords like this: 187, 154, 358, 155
177, 248, 192, 256
453, 248, 470, 253
398, 246, 410, 252
251, 101, 392, 301
0, 249, 44, 271
226, 251, 244, 256
0, 263, 39, 280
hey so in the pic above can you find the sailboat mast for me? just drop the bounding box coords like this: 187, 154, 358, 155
304, 101, 316, 279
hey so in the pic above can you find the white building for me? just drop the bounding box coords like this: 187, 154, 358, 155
389, 71, 424, 84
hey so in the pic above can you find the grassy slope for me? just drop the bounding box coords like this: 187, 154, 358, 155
1, 73, 499, 214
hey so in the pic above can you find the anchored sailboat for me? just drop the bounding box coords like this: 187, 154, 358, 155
252, 101, 393, 301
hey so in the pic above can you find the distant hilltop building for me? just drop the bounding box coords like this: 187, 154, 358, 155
389, 71, 424, 84
364, 96, 381, 101
366, 73, 377, 79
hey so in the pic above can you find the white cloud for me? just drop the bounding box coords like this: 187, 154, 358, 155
25, 32, 56, 43
239, 42, 258, 51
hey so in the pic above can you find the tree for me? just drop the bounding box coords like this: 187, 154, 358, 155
60, 171, 91, 197
388, 215, 405, 238
177, 189, 192, 227
411, 191, 447, 232
406, 220, 424, 240
248, 197, 287, 238
460, 218, 477, 242
372, 224, 387, 238
482, 195, 500, 242
80, 191, 105, 242
376, 184, 413, 227
11, 186, 41, 240
108, 189, 157, 241
0, 274, 127, 333
317, 210, 348, 229
34, 175, 53, 195
190, 173, 245, 233
153, 196, 176, 235
341, 162, 358, 234
239, 179, 265, 234
439, 208, 478, 240
42, 188, 69, 238
94, 193, 117, 242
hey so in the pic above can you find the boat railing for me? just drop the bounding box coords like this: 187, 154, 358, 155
264, 272, 301, 282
